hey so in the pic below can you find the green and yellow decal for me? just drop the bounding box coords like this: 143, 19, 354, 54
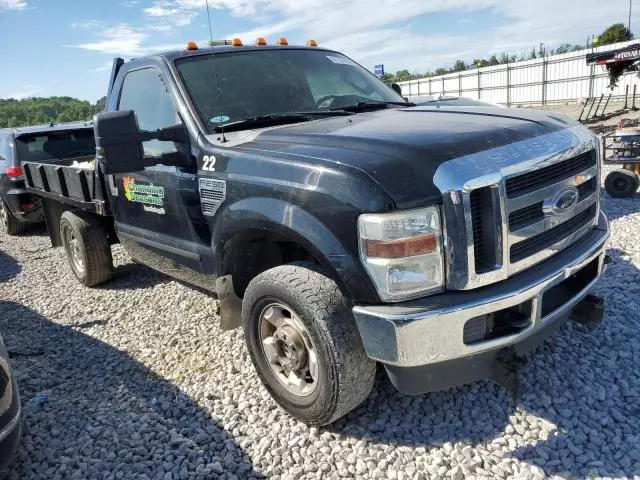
122, 176, 166, 214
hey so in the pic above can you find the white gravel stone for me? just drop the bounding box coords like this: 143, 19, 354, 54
0, 164, 638, 479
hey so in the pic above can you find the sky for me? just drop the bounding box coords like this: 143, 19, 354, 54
0, 0, 639, 102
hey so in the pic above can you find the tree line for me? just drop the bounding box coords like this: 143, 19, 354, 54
382, 23, 634, 83
0, 96, 106, 129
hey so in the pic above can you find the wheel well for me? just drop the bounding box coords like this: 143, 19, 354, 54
222, 230, 321, 298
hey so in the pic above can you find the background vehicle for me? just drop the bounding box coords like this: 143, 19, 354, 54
0, 123, 94, 235
23, 39, 608, 426
0, 332, 20, 479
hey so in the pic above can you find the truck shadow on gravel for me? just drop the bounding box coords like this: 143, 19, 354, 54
100, 262, 174, 291
329, 248, 640, 479
0, 301, 265, 480
0, 251, 21, 282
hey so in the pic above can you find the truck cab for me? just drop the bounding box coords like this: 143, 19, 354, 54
22, 39, 609, 426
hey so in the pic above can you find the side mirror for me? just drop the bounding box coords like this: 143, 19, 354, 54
390, 83, 402, 96
94, 110, 146, 175
94, 110, 189, 175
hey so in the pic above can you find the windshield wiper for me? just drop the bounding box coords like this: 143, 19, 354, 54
213, 111, 354, 133
330, 100, 415, 112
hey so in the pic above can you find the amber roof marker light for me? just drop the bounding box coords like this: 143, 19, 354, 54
186, 41, 199, 50
231, 37, 243, 47
256, 37, 267, 46
277, 37, 288, 46
306, 39, 318, 47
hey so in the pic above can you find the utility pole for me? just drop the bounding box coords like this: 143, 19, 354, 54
629, 0, 633, 34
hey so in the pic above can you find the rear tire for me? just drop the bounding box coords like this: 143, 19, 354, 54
242, 263, 376, 426
60, 211, 113, 287
0, 201, 27, 236
605, 169, 639, 198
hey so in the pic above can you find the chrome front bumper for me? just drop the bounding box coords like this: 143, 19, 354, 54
353, 212, 609, 369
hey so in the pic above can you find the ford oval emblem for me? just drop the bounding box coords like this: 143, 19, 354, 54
544, 186, 579, 215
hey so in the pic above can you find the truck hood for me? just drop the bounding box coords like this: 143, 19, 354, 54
238, 106, 579, 208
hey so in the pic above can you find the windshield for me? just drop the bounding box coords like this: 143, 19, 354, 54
15, 129, 95, 162
175, 49, 406, 133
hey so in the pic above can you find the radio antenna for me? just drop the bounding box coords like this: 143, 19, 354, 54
205, 0, 226, 143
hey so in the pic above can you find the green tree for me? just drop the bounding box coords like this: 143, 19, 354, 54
93, 96, 107, 114
452, 60, 467, 72
380, 73, 395, 83
537, 43, 546, 58
0, 97, 105, 128
394, 69, 411, 82
597, 23, 633, 45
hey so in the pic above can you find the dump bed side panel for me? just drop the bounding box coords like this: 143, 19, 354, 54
22, 159, 109, 215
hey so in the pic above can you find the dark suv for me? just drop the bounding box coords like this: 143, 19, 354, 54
0, 123, 95, 235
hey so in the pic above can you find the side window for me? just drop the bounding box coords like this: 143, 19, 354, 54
118, 68, 179, 158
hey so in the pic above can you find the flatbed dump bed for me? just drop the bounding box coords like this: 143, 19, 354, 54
22, 157, 109, 215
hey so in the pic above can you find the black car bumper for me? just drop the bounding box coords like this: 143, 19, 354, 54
2, 187, 42, 224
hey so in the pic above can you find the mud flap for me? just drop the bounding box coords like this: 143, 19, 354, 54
216, 275, 242, 330
490, 347, 527, 398
571, 294, 604, 331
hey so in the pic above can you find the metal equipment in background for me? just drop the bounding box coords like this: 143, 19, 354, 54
601, 117, 640, 197
586, 42, 640, 89
579, 84, 638, 124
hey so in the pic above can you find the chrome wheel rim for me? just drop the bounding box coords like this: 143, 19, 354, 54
0, 202, 7, 230
258, 302, 319, 397
63, 226, 84, 274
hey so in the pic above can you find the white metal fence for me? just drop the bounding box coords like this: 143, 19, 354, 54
398, 40, 640, 106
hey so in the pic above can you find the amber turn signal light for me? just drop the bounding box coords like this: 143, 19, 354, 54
365, 235, 437, 259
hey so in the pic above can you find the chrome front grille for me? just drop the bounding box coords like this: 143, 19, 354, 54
510, 203, 597, 263
435, 125, 600, 291
508, 203, 544, 231
505, 150, 596, 198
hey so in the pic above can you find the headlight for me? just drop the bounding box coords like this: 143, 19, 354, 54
358, 206, 444, 302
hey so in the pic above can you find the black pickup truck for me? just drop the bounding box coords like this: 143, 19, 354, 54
22, 39, 610, 425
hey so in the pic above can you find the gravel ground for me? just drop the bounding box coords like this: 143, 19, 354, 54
0, 166, 639, 480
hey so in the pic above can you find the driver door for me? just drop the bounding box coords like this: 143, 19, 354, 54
109, 66, 204, 273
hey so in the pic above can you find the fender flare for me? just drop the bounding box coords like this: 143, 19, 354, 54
211, 197, 379, 303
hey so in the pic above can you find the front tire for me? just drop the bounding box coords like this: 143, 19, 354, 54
60, 211, 113, 287
242, 263, 376, 426
605, 169, 639, 198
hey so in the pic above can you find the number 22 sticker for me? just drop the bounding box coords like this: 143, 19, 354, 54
202, 155, 216, 171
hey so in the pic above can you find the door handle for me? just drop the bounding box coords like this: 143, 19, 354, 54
108, 175, 118, 196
